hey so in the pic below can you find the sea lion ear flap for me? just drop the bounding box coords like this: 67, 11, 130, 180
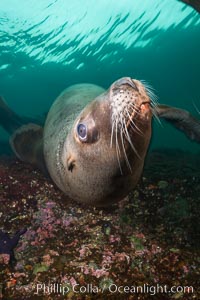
154, 104, 200, 143
9, 124, 48, 174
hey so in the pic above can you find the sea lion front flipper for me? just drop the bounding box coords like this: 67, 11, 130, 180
0, 96, 44, 134
155, 104, 200, 143
10, 124, 48, 174
0, 96, 24, 134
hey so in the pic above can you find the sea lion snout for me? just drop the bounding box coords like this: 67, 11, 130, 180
113, 77, 139, 91
109, 77, 151, 131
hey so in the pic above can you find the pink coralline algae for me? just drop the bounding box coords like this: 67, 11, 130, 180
79, 246, 92, 258
0, 253, 10, 264
0, 153, 199, 300
109, 235, 121, 243
182, 265, 190, 274
82, 265, 109, 278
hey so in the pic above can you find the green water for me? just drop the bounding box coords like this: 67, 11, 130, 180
0, 0, 200, 152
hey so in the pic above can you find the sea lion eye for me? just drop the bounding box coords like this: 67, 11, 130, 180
77, 123, 87, 141
76, 118, 99, 144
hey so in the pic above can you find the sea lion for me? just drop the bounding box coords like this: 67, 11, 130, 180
0, 77, 200, 206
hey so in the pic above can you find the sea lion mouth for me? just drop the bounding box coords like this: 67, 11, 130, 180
126, 101, 151, 129
110, 77, 151, 132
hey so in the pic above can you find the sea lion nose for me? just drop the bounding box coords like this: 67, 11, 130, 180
114, 77, 139, 91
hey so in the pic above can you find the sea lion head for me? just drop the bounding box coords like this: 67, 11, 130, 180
63, 77, 153, 206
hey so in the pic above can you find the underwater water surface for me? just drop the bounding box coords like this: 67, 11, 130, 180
0, 0, 200, 152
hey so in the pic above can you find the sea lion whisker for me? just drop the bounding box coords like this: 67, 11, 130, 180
140, 79, 152, 88
150, 101, 158, 112
120, 125, 132, 172
130, 110, 143, 133
110, 115, 115, 148
128, 107, 143, 120
141, 82, 159, 109
154, 113, 162, 126
126, 107, 144, 135
126, 115, 138, 133
122, 116, 141, 159
115, 117, 123, 174
192, 101, 200, 115
140, 80, 158, 103
129, 103, 144, 117
149, 98, 156, 106
150, 107, 163, 126
119, 113, 132, 172
129, 103, 141, 113
149, 94, 158, 107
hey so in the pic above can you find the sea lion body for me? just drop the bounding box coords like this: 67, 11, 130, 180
43, 79, 152, 205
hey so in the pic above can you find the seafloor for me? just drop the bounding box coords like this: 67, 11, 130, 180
0, 149, 199, 300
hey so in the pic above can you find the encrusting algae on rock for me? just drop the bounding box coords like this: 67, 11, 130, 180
0, 149, 199, 299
